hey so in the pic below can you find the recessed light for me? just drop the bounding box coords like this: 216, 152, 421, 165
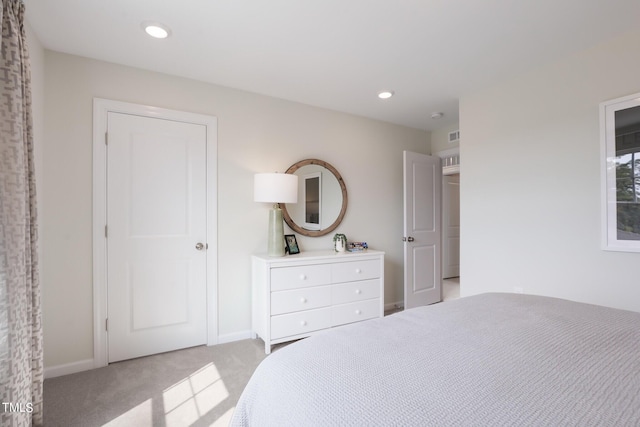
378, 90, 394, 99
142, 22, 171, 39
431, 112, 444, 119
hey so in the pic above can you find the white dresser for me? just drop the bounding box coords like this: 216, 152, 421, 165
252, 250, 385, 354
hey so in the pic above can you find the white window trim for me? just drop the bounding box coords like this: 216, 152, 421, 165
600, 92, 640, 252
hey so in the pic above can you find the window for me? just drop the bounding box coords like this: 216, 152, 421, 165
601, 93, 640, 251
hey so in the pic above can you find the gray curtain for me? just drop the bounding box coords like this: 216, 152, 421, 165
0, 0, 43, 426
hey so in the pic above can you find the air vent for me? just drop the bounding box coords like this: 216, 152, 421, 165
448, 130, 460, 143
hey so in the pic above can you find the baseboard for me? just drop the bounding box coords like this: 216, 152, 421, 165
217, 329, 252, 345
44, 358, 94, 379
45, 332, 254, 379
385, 301, 404, 312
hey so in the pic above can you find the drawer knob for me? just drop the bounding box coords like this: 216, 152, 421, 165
355, 310, 362, 315
355, 268, 362, 274
300, 297, 307, 303
355, 289, 362, 294
300, 320, 307, 326
299, 274, 307, 280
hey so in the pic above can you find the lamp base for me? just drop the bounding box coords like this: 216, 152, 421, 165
267, 206, 285, 257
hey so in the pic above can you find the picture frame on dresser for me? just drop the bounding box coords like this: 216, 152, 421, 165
284, 234, 300, 254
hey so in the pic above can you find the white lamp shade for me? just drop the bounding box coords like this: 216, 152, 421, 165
254, 173, 298, 204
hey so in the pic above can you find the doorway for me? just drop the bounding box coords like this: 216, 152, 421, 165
442, 173, 460, 279
92, 99, 218, 367
440, 149, 460, 301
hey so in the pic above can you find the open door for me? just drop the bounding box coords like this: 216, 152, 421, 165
403, 151, 442, 309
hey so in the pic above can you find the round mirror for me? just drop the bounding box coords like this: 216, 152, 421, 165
282, 159, 347, 237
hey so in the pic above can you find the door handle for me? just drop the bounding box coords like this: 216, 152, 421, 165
195, 242, 205, 251
402, 237, 415, 242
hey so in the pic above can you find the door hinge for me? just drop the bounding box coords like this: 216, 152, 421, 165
105, 132, 108, 145
402, 236, 415, 242
105, 225, 108, 238
105, 318, 108, 332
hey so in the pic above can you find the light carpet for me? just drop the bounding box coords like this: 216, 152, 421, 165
44, 339, 267, 427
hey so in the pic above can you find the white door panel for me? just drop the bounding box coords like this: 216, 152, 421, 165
412, 245, 436, 292
403, 151, 442, 309
130, 259, 189, 330
107, 112, 207, 363
412, 163, 435, 232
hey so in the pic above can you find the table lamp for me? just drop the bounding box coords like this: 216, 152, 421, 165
254, 173, 298, 256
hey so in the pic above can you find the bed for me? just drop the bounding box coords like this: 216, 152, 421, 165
230, 293, 640, 426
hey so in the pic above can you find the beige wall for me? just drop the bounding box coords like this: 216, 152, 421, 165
460, 28, 640, 311
39, 51, 429, 368
430, 122, 460, 154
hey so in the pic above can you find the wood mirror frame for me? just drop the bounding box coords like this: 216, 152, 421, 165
282, 159, 348, 237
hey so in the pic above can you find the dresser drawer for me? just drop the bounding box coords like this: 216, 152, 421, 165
271, 286, 331, 315
331, 259, 380, 283
271, 307, 332, 340
271, 264, 331, 291
331, 279, 380, 305
332, 298, 380, 327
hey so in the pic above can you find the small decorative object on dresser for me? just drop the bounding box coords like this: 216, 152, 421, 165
251, 250, 385, 353
348, 241, 368, 251
284, 234, 300, 254
333, 233, 347, 252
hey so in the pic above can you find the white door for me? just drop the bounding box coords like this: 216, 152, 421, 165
403, 151, 442, 309
442, 174, 460, 278
107, 112, 208, 363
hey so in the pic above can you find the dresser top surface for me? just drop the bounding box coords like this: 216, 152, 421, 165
252, 249, 384, 264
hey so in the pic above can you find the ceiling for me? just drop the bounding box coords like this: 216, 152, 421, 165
25, 0, 640, 131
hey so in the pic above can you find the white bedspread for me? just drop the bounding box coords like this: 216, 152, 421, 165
231, 293, 640, 426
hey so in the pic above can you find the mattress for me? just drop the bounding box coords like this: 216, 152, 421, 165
230, 293, 640, 426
